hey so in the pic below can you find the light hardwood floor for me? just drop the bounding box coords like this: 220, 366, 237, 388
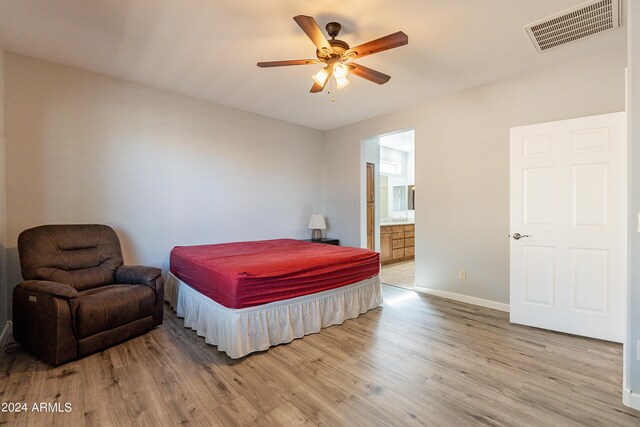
1, 285, 639, 426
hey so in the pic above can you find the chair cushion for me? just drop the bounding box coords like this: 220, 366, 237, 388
76, 284, 155, 338
18, 224, 124, 291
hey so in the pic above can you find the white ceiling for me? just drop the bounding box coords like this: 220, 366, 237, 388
0, 0, 627, 131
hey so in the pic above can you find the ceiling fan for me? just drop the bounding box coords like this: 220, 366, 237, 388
257, 15, 408, 94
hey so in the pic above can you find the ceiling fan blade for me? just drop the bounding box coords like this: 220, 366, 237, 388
310, 69, 332, 93
345, 31, 408, 59
257, 59, 320, 68
293, 15, 333, 55
349, 63, 391, 85
310, 82, 325, 93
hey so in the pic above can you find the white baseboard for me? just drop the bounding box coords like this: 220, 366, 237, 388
413, 286, 510, 312
0, 321, 12, 346
623, 387, 640, 410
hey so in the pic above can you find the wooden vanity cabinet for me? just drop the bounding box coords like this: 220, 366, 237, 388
380, 224, 415, 265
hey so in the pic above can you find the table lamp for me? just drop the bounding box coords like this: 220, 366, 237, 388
308, 213, 327, 241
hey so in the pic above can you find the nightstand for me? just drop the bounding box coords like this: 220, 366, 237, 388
302, 238, 340, 246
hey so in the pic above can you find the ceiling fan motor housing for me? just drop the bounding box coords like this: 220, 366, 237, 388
318, 22, 348, 60
317, 39, 349, 59
316, 22, 350, 60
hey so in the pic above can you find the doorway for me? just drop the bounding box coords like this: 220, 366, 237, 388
363, 129, 416, 290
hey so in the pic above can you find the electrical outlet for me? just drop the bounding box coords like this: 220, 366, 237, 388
458, 270, 466, 280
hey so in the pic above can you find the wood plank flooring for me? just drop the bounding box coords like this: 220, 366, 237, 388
1, 285, 639, 426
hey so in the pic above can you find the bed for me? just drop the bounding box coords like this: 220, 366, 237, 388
165, 238, 382, 358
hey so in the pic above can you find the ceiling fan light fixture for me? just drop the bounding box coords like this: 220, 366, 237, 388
333, 62, 349, 79
335, 76, 350, 89
312, 67, 329, 86
257, 15, 408, 94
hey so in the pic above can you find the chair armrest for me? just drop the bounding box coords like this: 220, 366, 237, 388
13, 280, 80, 364
17, 280, 78, 300
115, 265, 163, 287
115, 265, 164, 327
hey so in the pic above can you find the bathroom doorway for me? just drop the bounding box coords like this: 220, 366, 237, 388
363, 129, 415, 290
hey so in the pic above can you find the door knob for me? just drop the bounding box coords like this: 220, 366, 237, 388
512, 233, 531, 240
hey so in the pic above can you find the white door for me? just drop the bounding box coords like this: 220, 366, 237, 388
510, 112, 627, 342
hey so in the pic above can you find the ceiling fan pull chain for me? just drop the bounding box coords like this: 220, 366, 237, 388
330, 77, 336, 102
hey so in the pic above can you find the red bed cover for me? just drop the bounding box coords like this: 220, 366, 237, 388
170, 239, 380, 309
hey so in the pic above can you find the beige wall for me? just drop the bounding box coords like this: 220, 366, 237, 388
324, 46, 627, 305
4, 53, 325, 319
1, 45, 628, 320
0, 46, 6, 324
625, 0, 640, 400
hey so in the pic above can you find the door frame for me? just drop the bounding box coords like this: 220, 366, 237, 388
366, 162, 375, 250
360, 127, 416, 252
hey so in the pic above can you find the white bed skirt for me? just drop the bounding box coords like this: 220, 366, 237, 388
165, 273, 383, 359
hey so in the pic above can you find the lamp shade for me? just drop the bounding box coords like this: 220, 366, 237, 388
308, 213, 327, 230
335, 76, 350, 89
312, 67, 329, 86
333, 62, 349, 79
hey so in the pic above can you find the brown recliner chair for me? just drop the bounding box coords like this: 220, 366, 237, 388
13, 224, 164, 365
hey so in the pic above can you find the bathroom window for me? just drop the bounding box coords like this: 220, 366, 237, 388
380, 160, 401, 176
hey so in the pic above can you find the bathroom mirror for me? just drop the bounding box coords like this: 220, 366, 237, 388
392, 186, 407, 211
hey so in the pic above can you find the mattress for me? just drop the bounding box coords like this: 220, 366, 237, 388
169, 238, 380, 309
